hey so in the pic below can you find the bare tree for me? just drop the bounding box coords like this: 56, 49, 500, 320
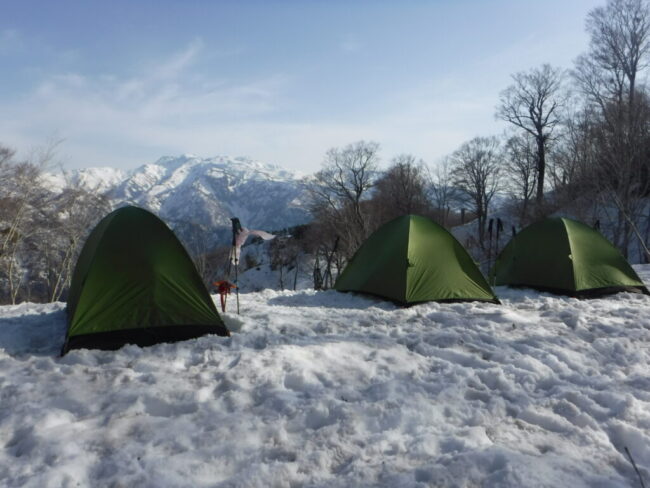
373, 154, 431, 222
579, 0, 650, 110
0, 141, 113, 303
0, 144, 54, 303
450, 136, 502, 245
268, 236, 301, 290
308, 141, 380, 259
573, 0, 650, 259
548, 106, 593, 191
428, 158, 460, 227
302, 221, 342, 290
43, 185, 110, 301
497, 64, 565, 206
503, 133, 538, 223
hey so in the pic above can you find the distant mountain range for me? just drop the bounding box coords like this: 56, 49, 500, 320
45, 154, 312, 247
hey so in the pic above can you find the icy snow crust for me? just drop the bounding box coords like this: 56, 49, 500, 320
1, 267, 649, 487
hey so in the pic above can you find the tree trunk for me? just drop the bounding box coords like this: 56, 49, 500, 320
536, 136, 546, 204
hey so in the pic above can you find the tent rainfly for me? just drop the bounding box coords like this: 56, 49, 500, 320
62, 206, 229, 354
335, 214, 499, 304
492, 217, 649, 297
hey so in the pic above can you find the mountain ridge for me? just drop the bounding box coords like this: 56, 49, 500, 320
44, 154, 312, 246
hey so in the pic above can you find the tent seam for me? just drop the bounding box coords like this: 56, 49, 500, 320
405, 215, 413, 303
562, 218, 579, 291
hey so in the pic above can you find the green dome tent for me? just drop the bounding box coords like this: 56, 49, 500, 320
492, 217, 649, 297
334, 214, 499, 304
62, 206, 229, 354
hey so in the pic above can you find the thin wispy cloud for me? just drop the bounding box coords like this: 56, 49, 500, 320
1, 1, 600, 172
0, 40, 298, 169
154, 38, 204, 80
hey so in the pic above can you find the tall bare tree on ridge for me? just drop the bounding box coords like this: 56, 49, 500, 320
497, 64, 565, 207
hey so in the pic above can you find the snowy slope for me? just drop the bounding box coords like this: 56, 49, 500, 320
110, 155, 309, 232
44, 155, 311, 242
0, 267, 649, 487
41, 166, 126, 194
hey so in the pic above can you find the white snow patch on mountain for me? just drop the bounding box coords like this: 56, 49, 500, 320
0, 266, 649, 487
43, 155, 311, 239
41, 167, 126, 194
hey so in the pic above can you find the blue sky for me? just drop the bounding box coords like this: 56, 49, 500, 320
1, 0, 601, 172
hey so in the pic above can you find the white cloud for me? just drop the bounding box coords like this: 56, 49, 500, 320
0, 38, 509, 174
0, 40, 303, 169
0, 60, 506, 173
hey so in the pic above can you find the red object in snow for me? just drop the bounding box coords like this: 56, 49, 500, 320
213, 280, 237, 312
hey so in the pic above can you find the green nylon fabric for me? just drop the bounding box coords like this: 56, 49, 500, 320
335, 215, 498, 304
492, 218, 575, 291
565, 218, 646, 291
335, 216, 410, 302
493, 217, 647, 293
66, 206, 226, 338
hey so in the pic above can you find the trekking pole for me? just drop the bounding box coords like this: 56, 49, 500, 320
234, 256, 240, 314
230, 217, 242, 314
226, 249, 232, 280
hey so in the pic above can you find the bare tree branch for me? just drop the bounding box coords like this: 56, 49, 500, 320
497, 64, 566, 205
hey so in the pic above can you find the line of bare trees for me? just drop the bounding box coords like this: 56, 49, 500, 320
303, 0, 650, 288
456, 0, 650, 263
303, 140, 467, 288
0, 143, 110, 304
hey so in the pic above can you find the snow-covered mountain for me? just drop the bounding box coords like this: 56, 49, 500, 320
42, 166, 126, 194
46, 154, 312, 244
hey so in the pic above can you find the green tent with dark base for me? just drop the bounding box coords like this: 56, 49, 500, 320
492, 217, 649, 297
62, 206, 229, 354
335, 214, 499, 304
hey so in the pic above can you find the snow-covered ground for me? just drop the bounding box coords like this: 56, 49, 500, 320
1, 267, 650, 487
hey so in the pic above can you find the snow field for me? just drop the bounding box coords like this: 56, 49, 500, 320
0, 267, 649, 487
